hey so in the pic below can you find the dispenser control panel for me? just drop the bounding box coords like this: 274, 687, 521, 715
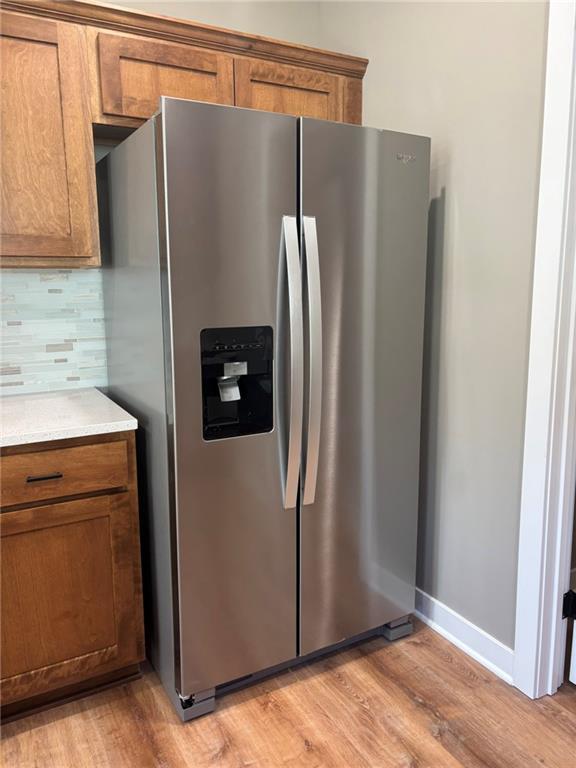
200, 326, 273, 441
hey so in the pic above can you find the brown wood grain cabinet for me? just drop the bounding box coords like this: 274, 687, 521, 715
93, 31, 234, 124
0, 11, 100, 267
234, 58, 345, 121
0, 0, 366, 267
0, 431, 144, 717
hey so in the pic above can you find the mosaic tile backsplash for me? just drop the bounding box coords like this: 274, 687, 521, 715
1, 270, 108, 395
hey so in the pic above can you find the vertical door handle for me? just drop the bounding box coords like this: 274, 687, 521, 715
302, 216, 322, 505
279, 216, 304, 509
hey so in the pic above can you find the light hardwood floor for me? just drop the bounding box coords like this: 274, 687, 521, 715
2, 623, 575, 767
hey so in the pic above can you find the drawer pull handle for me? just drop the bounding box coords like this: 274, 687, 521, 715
26, 472, 64, 483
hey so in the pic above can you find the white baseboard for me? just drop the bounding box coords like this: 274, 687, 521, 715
414, 589, 515, 684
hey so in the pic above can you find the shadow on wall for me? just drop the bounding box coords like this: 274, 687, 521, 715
573, 496, 576, 572
417, 187, 446, 595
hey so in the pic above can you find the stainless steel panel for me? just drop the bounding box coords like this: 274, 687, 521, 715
101, 119, 179, 699
300, 119, 430, 654
160, 99, 298, 694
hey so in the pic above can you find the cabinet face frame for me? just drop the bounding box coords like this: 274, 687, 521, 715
93, 30, 234, 124
0, 12, 100, 267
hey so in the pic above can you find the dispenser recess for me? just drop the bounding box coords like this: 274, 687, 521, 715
200, 326, 274, 440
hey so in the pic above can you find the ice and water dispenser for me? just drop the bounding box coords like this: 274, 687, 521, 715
200, 326, 273, 441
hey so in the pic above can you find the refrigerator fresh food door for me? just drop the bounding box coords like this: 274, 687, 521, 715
159, 98, 300, 695
300, 119, 430, 655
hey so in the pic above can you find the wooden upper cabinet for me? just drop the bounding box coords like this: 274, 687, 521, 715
93, 31, 234, 123
0, 1, 366, 269
235, 58, 344, 121
0, 13, 99, 267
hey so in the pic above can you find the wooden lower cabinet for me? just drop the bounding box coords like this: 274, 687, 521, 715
0, 432, 144, 716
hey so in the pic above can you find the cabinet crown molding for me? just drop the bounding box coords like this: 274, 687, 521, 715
3, 0, 369, 78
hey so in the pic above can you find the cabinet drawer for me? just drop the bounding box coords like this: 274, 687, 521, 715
1, 440, 129, 507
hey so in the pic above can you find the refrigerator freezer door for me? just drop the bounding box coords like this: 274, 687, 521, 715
159, 99, 299, 695
300, 119, 430, 655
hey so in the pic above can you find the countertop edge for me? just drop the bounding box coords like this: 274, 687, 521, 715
0, 418, 138, 449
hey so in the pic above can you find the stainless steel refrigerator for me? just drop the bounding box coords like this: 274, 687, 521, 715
101, 97, 430, 721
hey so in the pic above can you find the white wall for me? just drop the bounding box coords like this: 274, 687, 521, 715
102, 0, 548, 648
100, 1, 322, 46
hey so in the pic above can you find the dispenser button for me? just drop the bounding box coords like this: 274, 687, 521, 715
224, 361, 248, 376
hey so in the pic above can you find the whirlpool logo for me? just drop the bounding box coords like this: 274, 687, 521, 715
396, 152, 417, 164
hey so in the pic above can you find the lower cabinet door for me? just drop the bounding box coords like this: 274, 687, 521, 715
0, 493, 144, 705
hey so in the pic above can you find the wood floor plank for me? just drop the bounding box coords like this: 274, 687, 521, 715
552, 684, 576, 718
298, 648, 463, 767
2, 625, 575, 768
289, 657, 420, 766
368, 630, 576, 768
228, 672, 367, 767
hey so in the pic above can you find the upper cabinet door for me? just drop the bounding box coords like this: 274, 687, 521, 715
95, 32, 234, 122
0, 13, 99, 267
234, 58, 344, 121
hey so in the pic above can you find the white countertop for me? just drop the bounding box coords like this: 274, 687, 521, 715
0, 388, 137, 448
